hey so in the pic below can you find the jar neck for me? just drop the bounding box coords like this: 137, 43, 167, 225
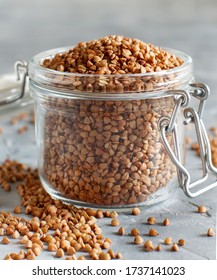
28, 47, 193, 99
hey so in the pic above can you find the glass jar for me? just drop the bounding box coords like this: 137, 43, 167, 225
27, 47, 216, 209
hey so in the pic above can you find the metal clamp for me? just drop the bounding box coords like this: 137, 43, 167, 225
184, 83, 209, 124
160, 89, 190, 133
0, 60, 28, 106
159, 83, 217, 198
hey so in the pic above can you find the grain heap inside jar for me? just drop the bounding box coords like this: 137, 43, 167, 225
40, 35, 184, 207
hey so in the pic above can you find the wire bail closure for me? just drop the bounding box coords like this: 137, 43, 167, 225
0, 60, 28, 106
159, 83, 217, 198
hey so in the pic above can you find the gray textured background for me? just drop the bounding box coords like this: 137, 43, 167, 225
0, 0, 217, 260
1, 0, 217, 119
0, 0, 217, 82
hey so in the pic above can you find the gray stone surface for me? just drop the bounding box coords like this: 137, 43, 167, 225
0, 0, 217, 260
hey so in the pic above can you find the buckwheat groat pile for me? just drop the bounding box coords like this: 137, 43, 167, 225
0, 160, 121, 260
41, 35, 184, 207
43, 35, 183, 75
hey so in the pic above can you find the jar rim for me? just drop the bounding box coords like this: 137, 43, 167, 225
29, 46, 192, 78
28, 46, 193, 99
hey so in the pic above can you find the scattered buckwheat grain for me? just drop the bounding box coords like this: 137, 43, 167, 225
13, 205, 22, 214
207, 228, 215, 237
132, 207, 141, 216
111, 218, 120, 226
171, 243, 179, 252
163, 218, 170, 226
197, 205, 207, 213
164, 237, 172, 245
131, 228, 140, 236
1, 236, 10, 244
178, 239, 186, 246
147, 217, 156, 225
118, 227, 125, 235
144, 240, 154, 252
155, 244, 162, 251
149, 228, 159, 237
55, 248, 64, 258
134, 235, 144, 245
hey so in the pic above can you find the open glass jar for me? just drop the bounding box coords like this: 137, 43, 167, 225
17, 46, 216, 209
